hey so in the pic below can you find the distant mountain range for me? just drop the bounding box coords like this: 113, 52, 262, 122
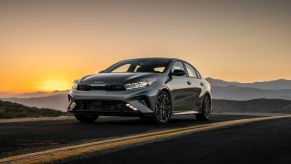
212, 99, 291, 114
211, 85, 291, 100
1, 98, 291, 116
2, 94, 68, 112
1, 78, 291, 112
206, 78, 291, 100
206, 78, 291, 90
0, 90, 68, 98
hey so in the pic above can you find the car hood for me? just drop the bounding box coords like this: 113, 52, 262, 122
79, 73, 161, 85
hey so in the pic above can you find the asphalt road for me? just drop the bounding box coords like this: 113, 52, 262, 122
59, 116, 291, 164
0, 114, 259, 158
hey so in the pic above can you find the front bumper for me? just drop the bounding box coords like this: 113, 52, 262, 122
68, 87, 158, 116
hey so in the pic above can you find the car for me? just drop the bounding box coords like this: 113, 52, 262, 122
68, 58, 212, 124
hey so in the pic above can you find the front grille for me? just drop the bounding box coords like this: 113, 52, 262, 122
76, 100, 124, 112
77, 84, 126, 91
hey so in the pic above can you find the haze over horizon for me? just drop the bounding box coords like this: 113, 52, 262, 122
1, 0, 291, 92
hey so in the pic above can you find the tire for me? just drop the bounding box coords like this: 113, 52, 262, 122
152, 91, 172, 125
74, 114, 99, 123
195, 95, 211, 121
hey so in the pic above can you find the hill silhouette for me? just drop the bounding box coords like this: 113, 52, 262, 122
0, 100, 66, 119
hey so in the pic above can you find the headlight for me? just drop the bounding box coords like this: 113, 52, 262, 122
72, 80, 79, 90
124, 79, 156, 90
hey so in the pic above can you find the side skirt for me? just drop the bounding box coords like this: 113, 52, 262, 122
172, 110, 199, 115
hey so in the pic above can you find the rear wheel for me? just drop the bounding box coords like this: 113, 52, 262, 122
195, 95, 211, 121
153, 91, 172, 125
74, 114, 99, 123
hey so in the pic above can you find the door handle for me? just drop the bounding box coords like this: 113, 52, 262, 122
187, 81, 192, 85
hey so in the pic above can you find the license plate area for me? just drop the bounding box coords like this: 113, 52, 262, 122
85, 100, 122, 111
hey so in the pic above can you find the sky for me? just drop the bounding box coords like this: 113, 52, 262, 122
0, 0, 291, 92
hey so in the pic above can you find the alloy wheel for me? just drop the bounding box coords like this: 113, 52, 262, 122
155, 91, 172, 123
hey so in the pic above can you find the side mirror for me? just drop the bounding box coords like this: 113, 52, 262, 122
171, 69, 186, 76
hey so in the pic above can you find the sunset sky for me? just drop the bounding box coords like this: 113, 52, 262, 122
0, 0, 291, 93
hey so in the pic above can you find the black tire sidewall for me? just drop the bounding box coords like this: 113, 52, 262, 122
195, 95, 211, 121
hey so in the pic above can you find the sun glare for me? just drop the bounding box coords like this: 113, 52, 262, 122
39, 79, 71, 91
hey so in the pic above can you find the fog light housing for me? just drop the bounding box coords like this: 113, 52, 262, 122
68, 100, 76, 110
125, 103, 138, 111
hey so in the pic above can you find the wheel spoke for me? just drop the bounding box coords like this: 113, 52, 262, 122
163, 95, 167, 104
162, 111, 166, 121
159, 110, 163, 120
165, 97, 170, 105
155, 92, 172, 123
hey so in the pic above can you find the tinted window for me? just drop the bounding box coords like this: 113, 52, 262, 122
112, 64, 130, 73
171, 61, 186, 76
105, 59, 170, 73
185, 63, 198, 78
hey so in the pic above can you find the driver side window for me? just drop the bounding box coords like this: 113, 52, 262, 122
171, 61, 186, 76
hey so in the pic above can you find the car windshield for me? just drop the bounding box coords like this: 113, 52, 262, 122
104, 59, 171, 73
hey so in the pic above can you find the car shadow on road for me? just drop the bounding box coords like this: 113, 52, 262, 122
70, 116, 216, 130
70, 114, 259, 129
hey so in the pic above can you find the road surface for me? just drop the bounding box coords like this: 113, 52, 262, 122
0, 114, 290, 164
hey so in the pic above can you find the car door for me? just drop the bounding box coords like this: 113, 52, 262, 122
169, 61, 193, 111
184, 62, 204, 110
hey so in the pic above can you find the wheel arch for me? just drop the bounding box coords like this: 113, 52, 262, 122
156, 86, 173, 110
158, 86, 172, 101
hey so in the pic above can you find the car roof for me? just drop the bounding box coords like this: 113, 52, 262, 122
125, 57, 182, 61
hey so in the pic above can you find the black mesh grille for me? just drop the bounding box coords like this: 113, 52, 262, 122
77, 84, 126, 91
76, 100, 124, 111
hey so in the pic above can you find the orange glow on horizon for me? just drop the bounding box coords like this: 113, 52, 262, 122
38, 79, 71, 92
0, 1, 291, 93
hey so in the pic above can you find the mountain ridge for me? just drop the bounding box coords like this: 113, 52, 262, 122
212, 98, 291, 114
2, 94, 68, 112
1, 78, 291, 111
206, 77, 291, 90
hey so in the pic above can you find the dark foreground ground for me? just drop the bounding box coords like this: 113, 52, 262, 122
61, 116, 291, 164
0, 114, 257, 158
1, 114, 291, 164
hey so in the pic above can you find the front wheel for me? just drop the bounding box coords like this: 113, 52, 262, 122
195, 95, 211, 121
152, 91, 172, 125
74, 114, 99, 123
